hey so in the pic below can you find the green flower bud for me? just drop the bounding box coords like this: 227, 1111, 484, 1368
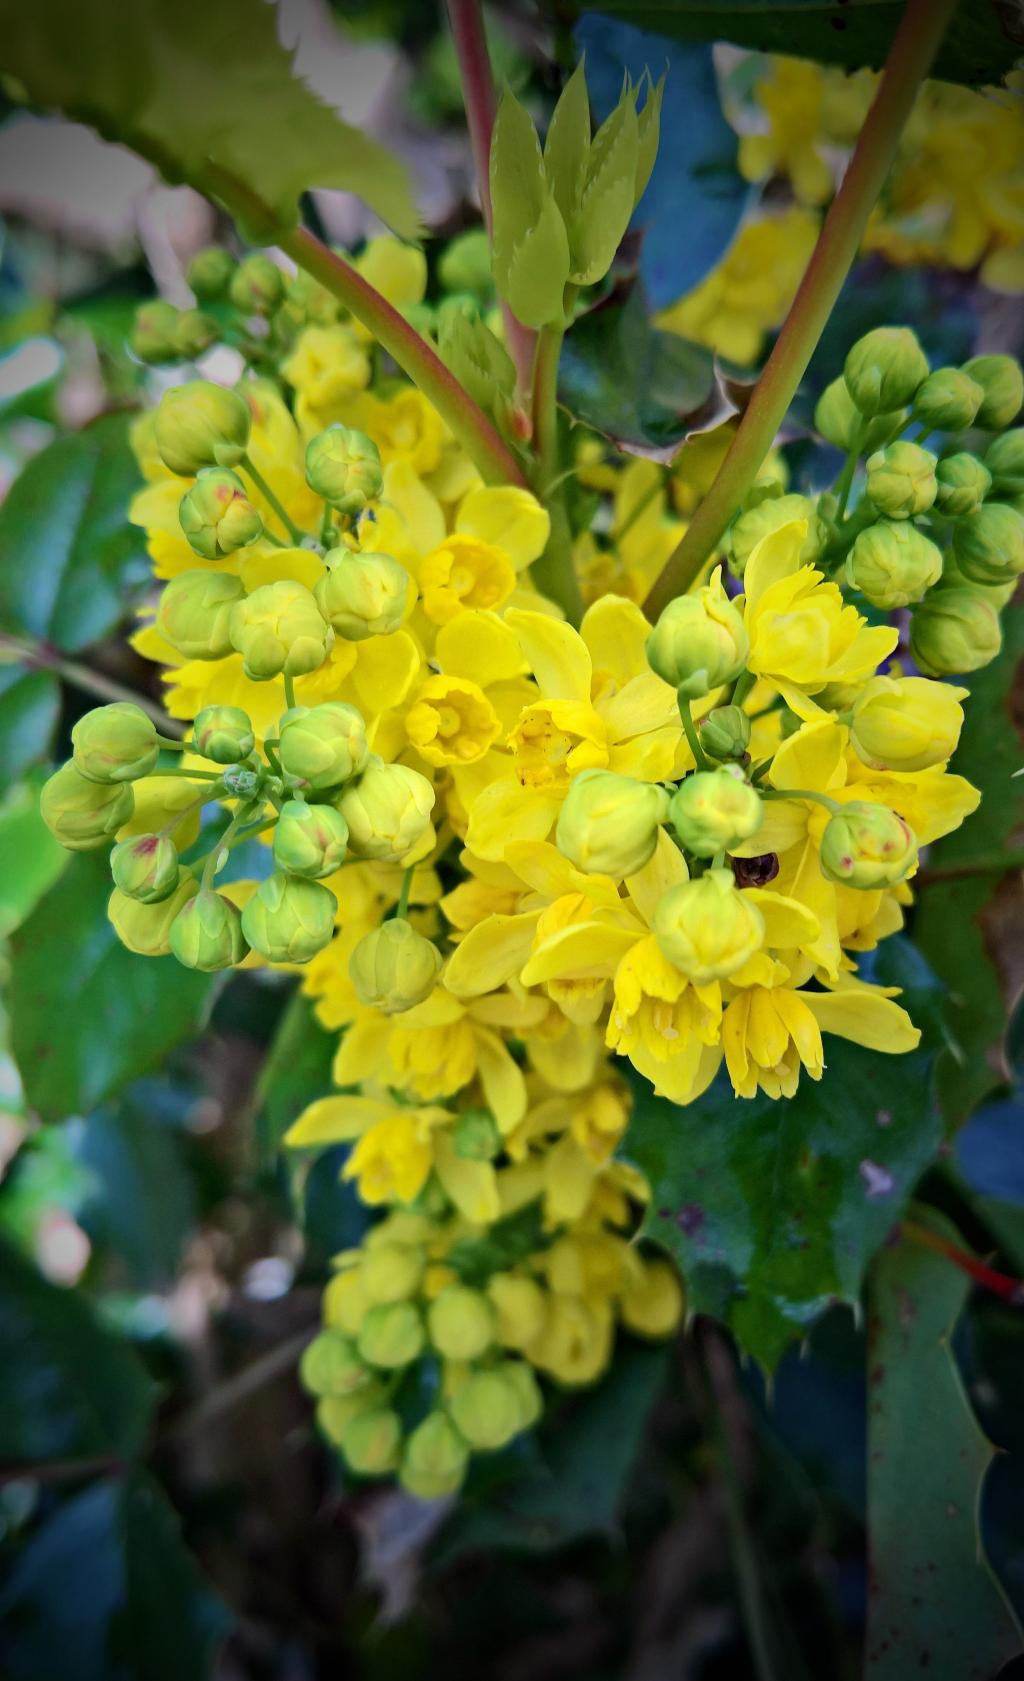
848, 674, 966, 773
669, 767, 763, 859
316, 1389, 385, 1445
646, 568, 748, 698
819, 801, 917, 889
698, 704, 751, 762
453, 1108, 502, 1161
909, 587, 1003, 676
71, 704, 159, 784
130, 300, 181, 364
272, 799, 349, 879
503, 1360, 543, 1430
934, 453, 992, 515
313, 552, 409, 641
179, 467, 263, 560
813, 376, 905, 452
487, 1274, 547, 1350
449, 1369, 524, 1451
153, 380, 251, 476
169, 889, 248, 971
240, 872, 337, 963
349, 919, 441, 1014
229, 253, 285, 316
338, 760, 435, 863
156, 569, 246, 660
844, 327, 929, 417
110, 833, 179, 903
40, 762, 134, 851
846, 519, 942, 608
228, 581, 330, 680
361, 1243, 425, 1305
305, 425, 383, 514
427, 1285, 494, 1361
555, 769, 669, 878
187, 246, 235, 300
339, 1407, 403, 1475
952, 502, 1024, 586
727, 493, 827, 576
653, 869, 765, 983
399, 1411, 469, 1500
108, 868, 197, 956
357, 1301, 425, 1369
193, 704, 255, 764
173, 309, 219, 360
300, 1330, 374, 1397
438, 228, 493, 297
865, 441, 938, 518
278, 701, 369, 790
911, 366, 984, 432
962, 354, 1024, 430
984, 429, 1024, 499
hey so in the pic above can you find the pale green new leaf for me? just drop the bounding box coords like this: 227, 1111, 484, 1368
0, 0, 420, 237
568, 86, 639, 285
543, 60, 592, 226
490, 88, 548, 304
503, 189, 572, 329
635, 72, 665, 204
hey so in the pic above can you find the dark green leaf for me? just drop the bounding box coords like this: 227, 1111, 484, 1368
0, 414, 149, 653
75, 1091, 197, 1288
446, 1201, 551, 1287
254, 987, 342, 1166
0, 1235, 155, 1464
866, 1213, 1022, 1679
625, 939, 946, 1367
0, 778, 68, 937
8, 852, 216, 1123
0, 667, 61, 781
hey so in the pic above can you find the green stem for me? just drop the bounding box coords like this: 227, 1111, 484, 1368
148, 766, 224, 782
762, 787, 840, 815
200, 800, 256, 890
396, 864, 414, 920
159, 788, 218, 838
679, 697, 711, 773
614, 465, 669, 545
642, 0, 959, 621
283, 673, 296, 712
730, 670, 756, 710
241, 455, 304, 544
154, 733, 187, 751
530, 320, 584, 624
833, 428, 863, 522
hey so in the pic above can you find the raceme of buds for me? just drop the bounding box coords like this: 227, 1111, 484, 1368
814, 376, 905, 453
844, 327, 929, 416
645, 567, 748, 698
845, 519, 942, 608
157, 569, 246, 659
952, 503, 1024, 586
848, 676, 966, 773
240, 872, 337, 963
40, 763, 135, 851
228, 580, 330, 680
934, 453, 992, 515
272, 799, 349, 878
337, 760, 435, 863
427, 1284, 495, 1361
399, 1411, 468, 1500
360, 1243, 425, 1304
278, 702, 369, 791
911, 367, 984, 432
449, 1368, 526, 1451
110, 833, 179, 903
154, 380, 251, 476
865, 441, 937, 518
819, 802, 918, 889
71, 704, 159, 784
169, 890, 248, 971
314, 552, 409, 640
357, 1301, 426, 1369
728, 493, 827, 574
108, 869, 198, 957
179, 468, 263, 560
909, 587, 1003, 676
668, 767, 763, 858
229, 253, 285, 316
300, 1331, 373, 1397
962, 354, 1024, 430
555, 769, 669, 878
652, 870, 765, 983
699, 704, 751, 762
193, 705, 255, 764
305, 426, 384, 514
338, 1408, 403, 1475
187, 246, 236, 300
348, 919, 442, 1014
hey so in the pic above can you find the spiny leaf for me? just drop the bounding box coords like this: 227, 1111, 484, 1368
502, 190, 572, 329
544, 59, 592, 226
568, 85, 639, 285
490, 86, 548, 299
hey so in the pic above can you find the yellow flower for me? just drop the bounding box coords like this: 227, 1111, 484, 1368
738, 57, 835, 205
283, 325, 371, 433
656, 207, 820, 365
346, 390, 446, 476
722, 977, 920, 1100
406, 673, 502, 765
284, 1093, 448, 1205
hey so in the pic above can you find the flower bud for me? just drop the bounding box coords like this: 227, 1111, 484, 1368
846, 519, 942, 608
187, 246, 235, 300
984, 429, 1024, 499
272, 799, 349, 879
324, 1269, 372, 1336
361, 1242, 425, 1305
698, 704, 751, 762
314, 552, 408, 641
910, 587, 1002, 676
156, 569, 246, 659
179, 467, 263, 559
438, 228, 493, 297
40, 762, 134, 851
427, 1284, 494, 1361
555, 769, 669, 878
169, 889, 248, 970
813, 376, 905, 452
727, 494, 827, 575
173, 309, 219, 360
934, 452, 992, 515
305, 425, 383, 514
503, 1360, 543, 1430
962, 355, 1024, 430
130, 300, 180, 363
240, 872, 336, 963
849, 674, 966, 772
844, 327, 929, 417
300, 1329, 373, 1397
399, 1412, 469, 1500
108, 868, 198, 956
952, 503, 1024, 586
819, 801, 917, 889
487, 1273, 547, 1350
357, 1301, 426, 1369
669, 767, 763, 858
339, 1407, 403, 1475
453, 1108, 502, 1161
153, 380, 251, 476
229, 253, 285, 316
349, 919, 441, 1014
193, 704, 255, 764
449, 1369, 524, 1451
71, 704, 159, 784
278, 702, 369, 790
228, 581, 330, 680
646, 567, 748, 698
911, 367, 984, 432
653, 868, 765, 983
865, 441, 937, 518
110, 833, 179, 903
338, 760, 435, 863
621, 1256, 685, 1338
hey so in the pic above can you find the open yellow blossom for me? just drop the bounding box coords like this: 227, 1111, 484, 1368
283, 324, 371, 434
656, 207, 820, 365
346, 389, 446, 475
722, 977, 920, 1101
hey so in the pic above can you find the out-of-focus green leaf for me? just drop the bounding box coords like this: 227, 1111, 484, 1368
0, 0, 420, 238
254, 987, 336, 1166
0, 1471, 230, 1681
0, 667, 61, 783
75, 1091, 197, 1288
0, 414, 149, 653
625, 940, 946, 1368
866, 1212, 1022, 1678
0, 1235, 155, 1463
8, 852, 215, 1123
0, 778, 68, 936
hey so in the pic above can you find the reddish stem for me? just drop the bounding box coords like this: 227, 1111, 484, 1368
903, 1219, 1024, 1306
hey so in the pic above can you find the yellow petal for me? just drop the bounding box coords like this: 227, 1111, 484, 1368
348, 629, 422, 715
521, 921, 640, 985
742, 520, 807, 610
465, 778, 561, 861
456, 485, 550, 570
770, 718, 848, 794
435, 610, 527, 683
332, 1013, 393, 1085
475, 1028, 528, 1131
626, 827, 689, 925
435, 1134, 502, 1224
580, 595, 651, 687
443, 912, 540, 997
506, 609, 592, 701
743, 889, 820, 949
528, 1024, 603, 1091
803, 987, 921, 1053
240, 546, 323, 592
284, 1094, 390, 1147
